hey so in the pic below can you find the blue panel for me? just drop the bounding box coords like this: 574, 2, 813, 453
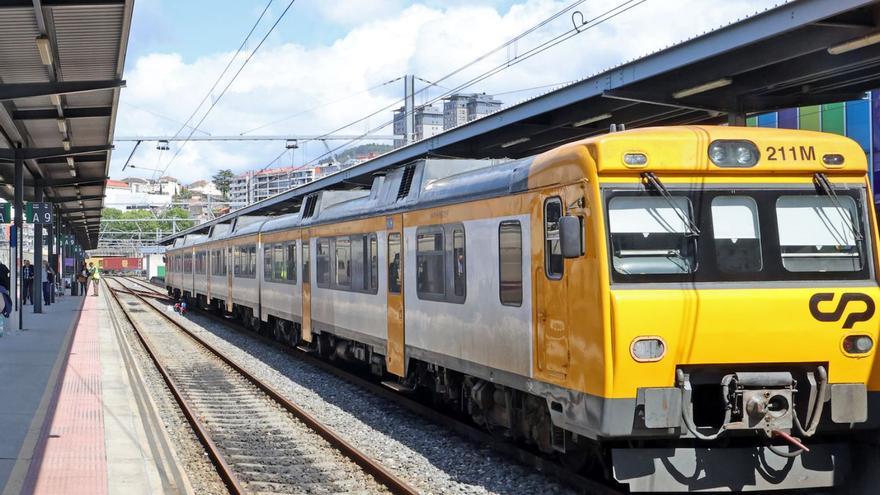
757, 112, 778, 128
846, 99, 870, 152
778, 108, 798, 129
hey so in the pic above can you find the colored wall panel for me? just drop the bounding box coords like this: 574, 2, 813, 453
799, 105, 821, 131
757, 112, 777, 128
872, 91, 880, 192
746, 116, 757, 127
846, 99, 870, 153
777, 108, 798, 129
821, 102, 845, 135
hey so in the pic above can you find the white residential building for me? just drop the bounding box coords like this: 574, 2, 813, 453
188, 179, 222, 198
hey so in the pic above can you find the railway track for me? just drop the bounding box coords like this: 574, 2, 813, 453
105, 277, 418, 495
112, 277, 622, 495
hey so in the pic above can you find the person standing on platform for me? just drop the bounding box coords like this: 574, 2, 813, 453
89, 262, 100, 296
0, 261, 11, 318
21, 260, 33, 305
42, 260, 54, 307
78, 262, 89, 296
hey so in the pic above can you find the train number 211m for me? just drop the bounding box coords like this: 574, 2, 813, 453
765, 145, 816, 161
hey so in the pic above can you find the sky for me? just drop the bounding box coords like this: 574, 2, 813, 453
112, 0, 780, 184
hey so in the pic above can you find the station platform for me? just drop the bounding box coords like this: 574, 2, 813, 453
0, 289, 177, 495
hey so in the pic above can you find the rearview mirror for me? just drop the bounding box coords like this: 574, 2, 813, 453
559, 215, 583, 259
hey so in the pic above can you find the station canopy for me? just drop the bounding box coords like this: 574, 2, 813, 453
0, 0, 133, 249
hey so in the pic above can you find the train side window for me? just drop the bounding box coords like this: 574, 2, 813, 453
351, 235, 365, 291
499, 221, 523, 306
264, 245, 273, 280
416, 228, 445, 299
335, 237, 352, 288
274, 244, 285, 281
286, 242, 297, 283
545, 197, 564, 279
711, 196, 762, 273
369, 234, 379, 291
316, 239, 330, 287
388, 233, 401, 294
451, 227, 466, 301
302, 240, 310, 285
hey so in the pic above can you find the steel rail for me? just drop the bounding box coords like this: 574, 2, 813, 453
114, 276, 622, 495
104, 279, 246, 495
106, 277, 419, 495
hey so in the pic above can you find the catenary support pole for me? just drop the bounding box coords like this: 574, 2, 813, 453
13, 144, 23, 330
33, 187, 42, 313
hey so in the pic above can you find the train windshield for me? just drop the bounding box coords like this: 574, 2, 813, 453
608, 196, 696, 275
605, 187, 871, 284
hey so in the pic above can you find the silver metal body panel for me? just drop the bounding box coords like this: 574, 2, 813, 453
404, 215, 533, 378
232, 275, 259, 309
208, 274, 227, 303
261, 278, 302, 322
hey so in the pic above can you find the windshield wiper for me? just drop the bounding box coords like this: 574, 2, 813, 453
813, 173, 863, 242
641, 172, 701, 237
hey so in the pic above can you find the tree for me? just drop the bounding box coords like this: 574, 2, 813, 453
212, 169, 235, 199
101, 207, 196, 235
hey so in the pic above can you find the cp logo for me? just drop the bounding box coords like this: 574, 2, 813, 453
809, 293, 875, 329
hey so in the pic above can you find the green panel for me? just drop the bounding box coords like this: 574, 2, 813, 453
821, 102, 845, 135
799, 105, 821, 131
158, 266, 165, 277
746, 116, 758, 127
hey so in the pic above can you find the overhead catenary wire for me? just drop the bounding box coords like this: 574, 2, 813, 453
297, 0, 591, 147
166, 0, 275, 145
303, 0, 648, 168
156, 0, 298, 179
239, 77, 404, 135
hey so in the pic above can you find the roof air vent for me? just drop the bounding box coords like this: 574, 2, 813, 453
302, 195, 318, 218
397, 164, 416, 200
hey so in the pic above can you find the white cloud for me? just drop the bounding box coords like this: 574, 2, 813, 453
114, 0, 777, 184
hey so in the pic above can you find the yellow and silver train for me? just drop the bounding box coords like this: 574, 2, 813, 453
165, 126, 879, 492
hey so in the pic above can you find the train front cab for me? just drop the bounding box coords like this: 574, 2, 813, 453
534, 126, 879, 492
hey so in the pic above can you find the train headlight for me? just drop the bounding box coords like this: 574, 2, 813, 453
630, 337, 666, 362
623, 153, 648, 167
708, 140, 759, 167
843, 335, 874, 355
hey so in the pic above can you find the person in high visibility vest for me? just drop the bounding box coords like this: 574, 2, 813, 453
88, 262, 101, 296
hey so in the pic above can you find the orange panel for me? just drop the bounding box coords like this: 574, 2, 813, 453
386, 215, 406, 377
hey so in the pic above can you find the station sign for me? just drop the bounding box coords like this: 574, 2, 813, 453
26, 202, 53, 224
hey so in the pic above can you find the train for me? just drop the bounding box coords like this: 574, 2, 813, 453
165, 125, 879, 492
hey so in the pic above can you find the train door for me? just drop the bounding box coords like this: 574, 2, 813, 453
386, 214, 406, 377
301, 235, 312, 342
535, 194, 570, 379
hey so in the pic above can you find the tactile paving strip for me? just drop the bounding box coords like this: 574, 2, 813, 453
30, 296, 107, 495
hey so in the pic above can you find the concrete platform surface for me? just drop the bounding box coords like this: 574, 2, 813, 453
0, 291, 169, 495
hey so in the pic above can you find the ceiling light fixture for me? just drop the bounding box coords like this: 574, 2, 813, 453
50, 94, 61, 106
500, 137, 530, 148
828, 32, 880, 55
62, 139, 71, 151
56, 118, 67, 134
672, 78, 732, 99
573, 113, 613, 127
35, 36, 53, 65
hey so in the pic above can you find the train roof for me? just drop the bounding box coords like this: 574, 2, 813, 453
167, 126, 870, 252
